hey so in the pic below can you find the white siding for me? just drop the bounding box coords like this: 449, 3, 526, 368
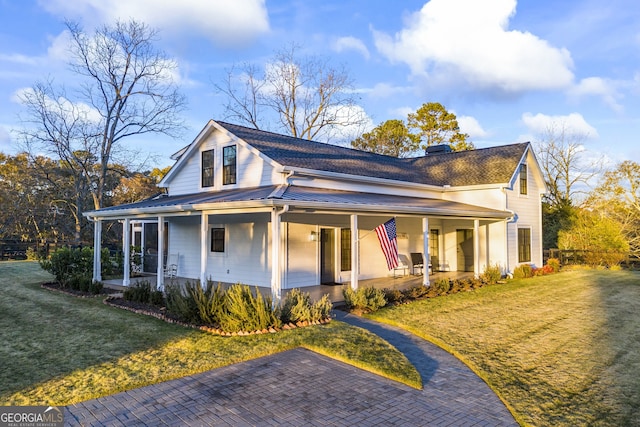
167, 130, 280, 196
167, 217, 201, 279
506, 153, 544, 271
204, 214, 272, 287
443, 187, 507, 211
285, 223, 318, 288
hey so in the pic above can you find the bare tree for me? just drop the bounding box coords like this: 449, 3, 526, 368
215, 43, 367, 142
534, 121, 602, 206
19, 19, 186, 211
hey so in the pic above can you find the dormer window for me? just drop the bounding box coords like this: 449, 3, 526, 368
223, 145, 237, 185
202, 149, 214, 188
519, 164, 528, 195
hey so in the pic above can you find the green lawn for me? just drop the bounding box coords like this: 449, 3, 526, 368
0, 261, 420, 405
368, 268, 640, 426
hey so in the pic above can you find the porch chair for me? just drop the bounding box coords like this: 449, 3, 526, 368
410, 252, 424, 275
164, 253, 179, 279
393, 254, 410, 278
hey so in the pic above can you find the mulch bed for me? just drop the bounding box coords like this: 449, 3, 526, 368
41, 281, 121, 298
41, 280, 332, 336
103, 295, 331, 337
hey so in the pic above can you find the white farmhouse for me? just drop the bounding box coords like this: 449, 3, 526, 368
85, 120, 546, 300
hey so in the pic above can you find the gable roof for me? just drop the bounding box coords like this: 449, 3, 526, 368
215, 121, 530, 187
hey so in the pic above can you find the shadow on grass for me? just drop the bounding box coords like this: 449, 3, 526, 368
593, 270, 640, 426
0, 277, 191, 402
333, 310, 437, 386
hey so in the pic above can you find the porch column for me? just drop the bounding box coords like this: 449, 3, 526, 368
123, 218, 131, 287
350, 214, 359, 290
474, 219, 480, 278
156, 216, 165, 291
271, 208, 282, 303
200, 212, 209, 285
92, 219, 102, 282
422, 217, 430, 287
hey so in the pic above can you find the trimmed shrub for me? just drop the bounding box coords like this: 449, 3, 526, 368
342, 287, 387, 313
546, 258, 561, 273
219, 284, 281, 333
187, 280, 224, 326
384, 288, 405, 304
123, 280, 164, 306
308, 294, 332, 322
513, 264, 533, 279
40, 246, 113, 289
481, 263, 502, 284
165, 282, 200, 324
431, 278, 451, 296
402, 285, 429, 300
280, 288, 312, 324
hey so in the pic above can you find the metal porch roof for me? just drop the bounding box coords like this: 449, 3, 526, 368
87, 185, 511, 220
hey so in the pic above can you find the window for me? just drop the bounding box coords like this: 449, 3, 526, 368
429, 229, 439, 257
518, 228, 531, 263
519, 164, 528, 195
223, 145, 237, 185
340, 228, 351, 271
202, 149, 214, 188
211, 227, 225, 252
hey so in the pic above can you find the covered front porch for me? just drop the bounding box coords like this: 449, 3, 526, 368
87, 184, 512, 303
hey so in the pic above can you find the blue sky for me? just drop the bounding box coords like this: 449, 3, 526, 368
0, 0, 638, 170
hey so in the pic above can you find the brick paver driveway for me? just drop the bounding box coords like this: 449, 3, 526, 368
65, 312, 517, 426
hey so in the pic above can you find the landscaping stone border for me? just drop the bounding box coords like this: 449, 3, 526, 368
103, 295, 331, 337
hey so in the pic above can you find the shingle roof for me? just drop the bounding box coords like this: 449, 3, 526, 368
216, 121, 529, 187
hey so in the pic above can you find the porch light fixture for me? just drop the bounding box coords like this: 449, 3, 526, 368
310, 231, 318, 241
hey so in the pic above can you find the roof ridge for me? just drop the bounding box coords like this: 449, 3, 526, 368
215, 120, 405, 161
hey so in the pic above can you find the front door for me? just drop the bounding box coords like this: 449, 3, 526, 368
456, 229, 474, 272
320, 228, 335, 284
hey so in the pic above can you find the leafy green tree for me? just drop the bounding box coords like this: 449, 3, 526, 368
350, 119, 418, 157
407, 102, 474, 152
0, 152, 88, 245
558, 209, 628, 266
588, 160, 640, 257
542, 198, 576, 249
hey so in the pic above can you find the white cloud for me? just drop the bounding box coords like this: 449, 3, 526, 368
334, 36, 370, 59
456, 115, 488, 138
521, 112, 598, 138
45, 30, 73, 63
12, 87, 103, 125
568, 77, 623, 112
38, 0, 270, 46
372, 0, 574, 94
367, 82, 412, 99
0, 125, 12, 151
389, 106, 414, 119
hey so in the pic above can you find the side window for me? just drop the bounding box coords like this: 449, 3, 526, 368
211, 227, 225, 252
340, 228, 351, 271
519, 164, 528, 195
223, 145, 237, 185
518, 228, 531, 263
202, 149, 214, 188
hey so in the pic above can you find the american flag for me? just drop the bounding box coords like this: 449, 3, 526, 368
375, 218, 399, 270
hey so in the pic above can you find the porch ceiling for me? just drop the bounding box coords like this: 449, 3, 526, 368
85, 184, 511, 221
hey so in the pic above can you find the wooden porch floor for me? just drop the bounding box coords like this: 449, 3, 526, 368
103, 271, 474, 303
